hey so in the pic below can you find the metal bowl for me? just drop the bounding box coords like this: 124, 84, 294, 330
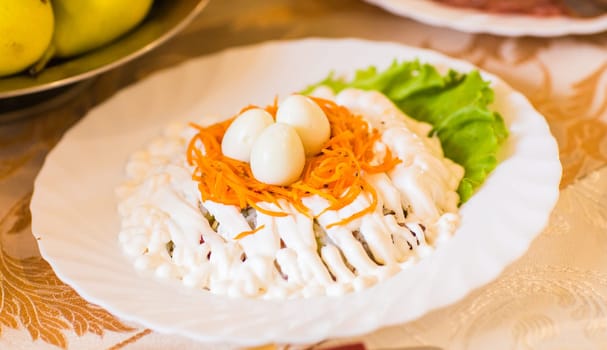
0, 0, 209, 99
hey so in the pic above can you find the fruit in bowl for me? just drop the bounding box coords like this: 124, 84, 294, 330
0, 0, 154, 78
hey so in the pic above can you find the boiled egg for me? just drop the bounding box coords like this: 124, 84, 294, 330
221, 108, 274, 162
275, 94, 330, 156
250, 123, 305, 186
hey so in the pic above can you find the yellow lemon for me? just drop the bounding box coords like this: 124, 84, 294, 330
0, 0, 54, 77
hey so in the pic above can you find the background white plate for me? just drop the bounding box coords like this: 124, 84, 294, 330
31, 38, 561, 346
365, 0, 607, 37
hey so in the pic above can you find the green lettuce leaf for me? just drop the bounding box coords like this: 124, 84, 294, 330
303, 60, 508, 203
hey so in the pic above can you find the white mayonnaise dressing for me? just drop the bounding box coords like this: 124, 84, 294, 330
116, 88, 464, 299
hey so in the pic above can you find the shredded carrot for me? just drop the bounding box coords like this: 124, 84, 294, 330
234, 225, 266, 240
186, 96, 401, 232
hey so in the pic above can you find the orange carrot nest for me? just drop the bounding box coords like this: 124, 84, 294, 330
186, 97, 401, 230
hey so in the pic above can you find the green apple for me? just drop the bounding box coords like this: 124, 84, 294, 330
30, 0, 154, 74
51, 0, 154, 58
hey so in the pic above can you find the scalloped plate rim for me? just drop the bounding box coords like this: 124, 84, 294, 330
364, 0, 607, 37
30, 38, 562, 346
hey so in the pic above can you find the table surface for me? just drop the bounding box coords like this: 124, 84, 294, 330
1, 0, 607, 349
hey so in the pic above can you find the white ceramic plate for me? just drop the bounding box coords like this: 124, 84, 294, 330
365, 0, 607, 37
30, 38, 561, 346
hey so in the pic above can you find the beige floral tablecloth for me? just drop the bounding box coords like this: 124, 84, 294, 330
1, 0, 606, 349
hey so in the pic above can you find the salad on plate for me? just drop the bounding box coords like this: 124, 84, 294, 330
116, 60, 508, 299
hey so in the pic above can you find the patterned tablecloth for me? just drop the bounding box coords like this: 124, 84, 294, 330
1, 0, 606, 349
